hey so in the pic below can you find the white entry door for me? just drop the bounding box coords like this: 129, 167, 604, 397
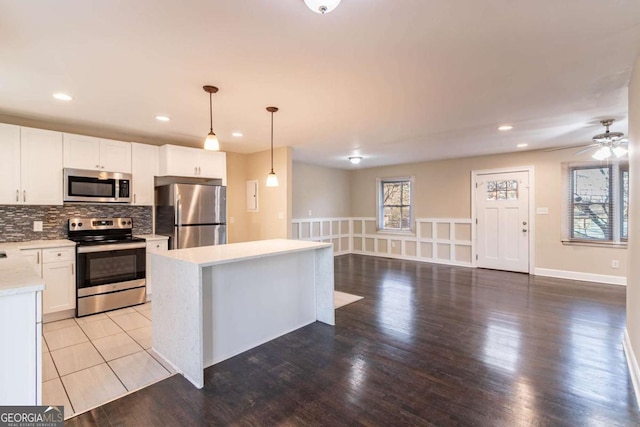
476, 170, 530, 273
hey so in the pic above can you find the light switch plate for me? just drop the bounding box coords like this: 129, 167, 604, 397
278, 211, 285, 220
536, 207, 549, 215
33, 221, 43, 232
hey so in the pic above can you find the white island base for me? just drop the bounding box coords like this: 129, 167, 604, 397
151, 239, 334, 388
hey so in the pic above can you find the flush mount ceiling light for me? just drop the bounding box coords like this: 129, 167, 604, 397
53, 93, 73, 101
516, 143, 528, 148
304, 0, 341, 14
266, 106, 279, 187
155, 115, 170, 122
349, 156, 362, 164
203, 85, 220, 151
498, 125, 513, 131
231, 132, 243, 137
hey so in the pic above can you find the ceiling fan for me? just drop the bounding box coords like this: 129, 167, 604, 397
573, 119, 628, 160
544, 119, 628, 159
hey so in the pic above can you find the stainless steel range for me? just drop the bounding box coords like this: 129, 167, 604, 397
68, 217, 146, 317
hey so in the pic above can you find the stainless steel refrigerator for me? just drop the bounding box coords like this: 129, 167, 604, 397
155, 183, 226, 249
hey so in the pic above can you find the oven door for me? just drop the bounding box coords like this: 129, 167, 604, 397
76, 245, 146, 297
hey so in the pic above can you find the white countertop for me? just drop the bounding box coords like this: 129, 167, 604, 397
0, 249, 44, 296
152, 239, 332, 268
135, 234, 170, 241
0, 239, 74, 297
0, 239, 76, 250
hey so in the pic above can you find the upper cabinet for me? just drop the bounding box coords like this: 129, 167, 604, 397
63, 133, 131, 173
131, 142, 159, 206
158, 145, 226, 185
0, 124, 63, 205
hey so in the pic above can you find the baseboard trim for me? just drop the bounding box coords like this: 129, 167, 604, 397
534, 268, 626, 286
623, 328, 640, 408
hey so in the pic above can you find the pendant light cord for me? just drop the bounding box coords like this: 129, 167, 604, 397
209, 92, 213, 132
270, 111, 274, 173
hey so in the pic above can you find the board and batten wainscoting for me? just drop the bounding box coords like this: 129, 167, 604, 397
292, 217, 473, 267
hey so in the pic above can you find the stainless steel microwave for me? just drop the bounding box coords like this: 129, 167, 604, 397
63, 168, 132, 203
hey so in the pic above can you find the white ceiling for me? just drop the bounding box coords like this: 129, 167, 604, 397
1, 1, 640, 169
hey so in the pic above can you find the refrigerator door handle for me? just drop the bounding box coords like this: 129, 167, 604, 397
176, 195, 182, 249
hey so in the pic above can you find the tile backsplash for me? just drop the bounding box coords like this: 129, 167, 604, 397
0, 205, 152, 242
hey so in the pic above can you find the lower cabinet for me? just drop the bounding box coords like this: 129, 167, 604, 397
0, 290, 42, 405
145, 237, 169, 298
21, 246, 75, 315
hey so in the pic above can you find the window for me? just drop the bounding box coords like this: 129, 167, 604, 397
568, 163, 628, 242
379, 178, 413, 231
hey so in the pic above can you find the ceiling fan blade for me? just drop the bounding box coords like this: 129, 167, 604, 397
543, 143, 591, 152
574, 144, 599, 156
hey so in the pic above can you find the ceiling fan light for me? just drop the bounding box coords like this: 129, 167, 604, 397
592, 146, 611, 161
613, 146, 628, 158
266, 171, 279, 187
204, 132, 220, 151
304, 0, 341, 14
349, 156, 362, 164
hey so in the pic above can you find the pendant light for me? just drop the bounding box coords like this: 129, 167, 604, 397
266, 106, 279, 187
304, 0, 341, 14
203, 85, 220, 151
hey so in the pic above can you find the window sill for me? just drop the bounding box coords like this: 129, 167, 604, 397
561, 239, 628, 249
375, 230, 416, 237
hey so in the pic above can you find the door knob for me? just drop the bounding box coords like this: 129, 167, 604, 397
522, 229, 528, 232
523, 221, 527, 225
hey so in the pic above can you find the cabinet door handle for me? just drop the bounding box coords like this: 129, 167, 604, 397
101, 165, 105, 169
133, 194, 136, 204
96, 165, 100, 169
16, 190, 19, 202
23, 190, 26, 203
71, 263, 74, 275
36, 252, 40, 264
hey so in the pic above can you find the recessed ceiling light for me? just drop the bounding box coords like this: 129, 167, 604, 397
349, 156, 362, 164
498, 125, 513, 131
52, 93, 73, 101
232, 132, 243, 137
517, 143, 528, 148
155, 115, 170, 122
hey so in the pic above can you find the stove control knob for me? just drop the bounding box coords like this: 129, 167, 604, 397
122, 221, 126, 225
71, 223, 76, 227
78, 223, 83, 227
127, 221, 131, 225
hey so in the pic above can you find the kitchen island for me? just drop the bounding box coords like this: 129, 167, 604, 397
150, 239, 334, 388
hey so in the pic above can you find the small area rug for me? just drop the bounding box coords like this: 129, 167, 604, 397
334, 291, 364, 309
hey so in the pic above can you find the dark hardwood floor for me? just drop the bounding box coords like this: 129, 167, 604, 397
67, 254, 639, 426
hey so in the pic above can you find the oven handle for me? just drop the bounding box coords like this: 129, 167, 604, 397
77, 242, 147, 254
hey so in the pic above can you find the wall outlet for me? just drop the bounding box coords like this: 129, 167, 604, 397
308, 210, 312, 217
33, 221, 43, 232
611, 260, 620, 269
278, 211, 284, 220
230, 216, 235, 224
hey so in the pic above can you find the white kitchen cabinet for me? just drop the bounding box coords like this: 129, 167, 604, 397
145, 236, 169, 298
21, 248, 42, 276
21, 246, 75, 315
42, 247, 75, 314
0, 126, 63, 205
21, 127, 64, 205
63, 133, 132, 173
0, 290, 42, 405
159, 144, 227, 184
131, 142, 159, 205
0, 123, 21, 204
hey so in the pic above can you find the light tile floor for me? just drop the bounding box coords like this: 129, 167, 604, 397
41, 302, 174, 420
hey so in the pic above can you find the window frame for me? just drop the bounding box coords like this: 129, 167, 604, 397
377, 177, 414, 233
566, 161, 628, 244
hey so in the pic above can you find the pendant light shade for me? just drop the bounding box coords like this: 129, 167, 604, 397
203, 85, 220, 151
304, 0, 341, 14
266, 106, 279, 187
